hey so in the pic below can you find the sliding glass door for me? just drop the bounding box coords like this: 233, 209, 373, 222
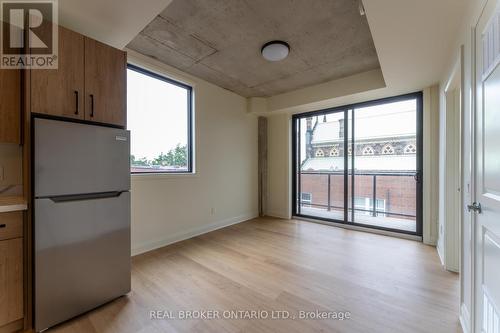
292, 93, 422, 236
294, 110, 348, 222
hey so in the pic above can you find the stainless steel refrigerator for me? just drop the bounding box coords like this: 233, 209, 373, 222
34, 117, 131, 332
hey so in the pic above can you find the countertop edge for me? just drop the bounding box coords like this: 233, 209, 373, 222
0, 204, 28, 213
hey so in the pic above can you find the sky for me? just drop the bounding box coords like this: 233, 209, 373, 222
127, 69, 188, 160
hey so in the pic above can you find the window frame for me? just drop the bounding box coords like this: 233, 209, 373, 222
127, 63, 194, 175
292, 92, 424, 237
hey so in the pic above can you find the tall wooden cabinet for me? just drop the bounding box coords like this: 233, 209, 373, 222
0, 69, 21, 144
30, 26, 127, 127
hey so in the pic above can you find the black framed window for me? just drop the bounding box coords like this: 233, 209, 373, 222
127, 64, 193, 174
292, 92, 423, 236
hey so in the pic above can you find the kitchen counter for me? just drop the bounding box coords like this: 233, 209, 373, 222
0, 196, 27, 213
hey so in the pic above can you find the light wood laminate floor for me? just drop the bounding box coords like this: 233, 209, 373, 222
47, 217, 461, 333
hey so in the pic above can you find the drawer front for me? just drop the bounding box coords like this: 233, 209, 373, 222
0, 211, 23, 241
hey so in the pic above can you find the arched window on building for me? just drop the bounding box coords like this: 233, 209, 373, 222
404, 144, 417, 154
362, 146, 375, 156
329, 147, 340, 157
382, 144, 395, 155
315, 149, 325, 157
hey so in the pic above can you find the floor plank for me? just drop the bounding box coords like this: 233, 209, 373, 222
46, 217, 461, 333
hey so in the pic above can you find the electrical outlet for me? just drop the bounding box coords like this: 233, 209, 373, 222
210, 207, 216, 215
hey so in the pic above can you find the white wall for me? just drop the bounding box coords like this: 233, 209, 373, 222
438, 84, 461, 272
266, 69, 386, 114
423, 85, 441, 246
127, 50, 259, 256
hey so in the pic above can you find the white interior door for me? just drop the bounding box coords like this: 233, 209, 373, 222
475, 1, 500, 331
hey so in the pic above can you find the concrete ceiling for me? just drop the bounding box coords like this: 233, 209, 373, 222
127, 0, 381, 97
264, 0, 470, 114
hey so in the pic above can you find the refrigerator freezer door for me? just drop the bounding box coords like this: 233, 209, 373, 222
34, 192, 131, 332
34, 118, 130, 197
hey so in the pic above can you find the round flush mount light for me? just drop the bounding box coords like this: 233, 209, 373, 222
261, 41, 290, 62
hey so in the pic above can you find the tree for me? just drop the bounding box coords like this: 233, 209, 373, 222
131, 155, 150, 166
132, 144, 187, 168
148, 144, 187, 168
171, 144, 187, 167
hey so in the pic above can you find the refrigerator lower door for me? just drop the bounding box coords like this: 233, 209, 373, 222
34, 192, 131, 332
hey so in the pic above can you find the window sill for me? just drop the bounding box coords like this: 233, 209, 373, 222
131, 172, 198, 181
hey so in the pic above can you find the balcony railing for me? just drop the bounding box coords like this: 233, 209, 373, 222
299, 171, 417, 219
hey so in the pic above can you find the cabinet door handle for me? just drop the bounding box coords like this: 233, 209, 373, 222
0, 224, 6, 228
74, 90, 79, 115
90, 94, 94, 118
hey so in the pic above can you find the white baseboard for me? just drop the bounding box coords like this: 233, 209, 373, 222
459, 303, 471, 333
266, 211, 291, 220
436, 238, 460, 272
423, 236, 437, 246
131, 212, 259, 256
446, 262, 459, 273
437, 242, 445, 266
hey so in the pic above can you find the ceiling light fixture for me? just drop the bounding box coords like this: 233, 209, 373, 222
261, 41, 290, 62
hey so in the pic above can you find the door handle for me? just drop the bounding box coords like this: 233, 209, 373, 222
467, 202, 482, 214
90, 94, 95, 118
48, 191, 124, 203
74, 91, 79, 115
413, 172, 421, 183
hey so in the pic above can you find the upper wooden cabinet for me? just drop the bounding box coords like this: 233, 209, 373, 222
31, 27, 85, 120
85, 38, 127, 127
0, 69, 21, 144
30, 26, 126, 127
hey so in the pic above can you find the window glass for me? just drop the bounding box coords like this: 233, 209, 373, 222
127, 65, 192, 173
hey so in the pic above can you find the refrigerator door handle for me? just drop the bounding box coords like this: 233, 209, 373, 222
47, 191, 125, 203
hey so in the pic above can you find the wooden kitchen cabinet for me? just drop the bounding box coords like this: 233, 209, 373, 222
31, 26, 85, 120
0, 212, 23, 241
0, 238, 23, 328
85, 38, 127, 127
0, 69, 21, 144
30, 26, 126, 127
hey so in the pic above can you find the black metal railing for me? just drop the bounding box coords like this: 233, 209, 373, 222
299, 171, 417, 219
